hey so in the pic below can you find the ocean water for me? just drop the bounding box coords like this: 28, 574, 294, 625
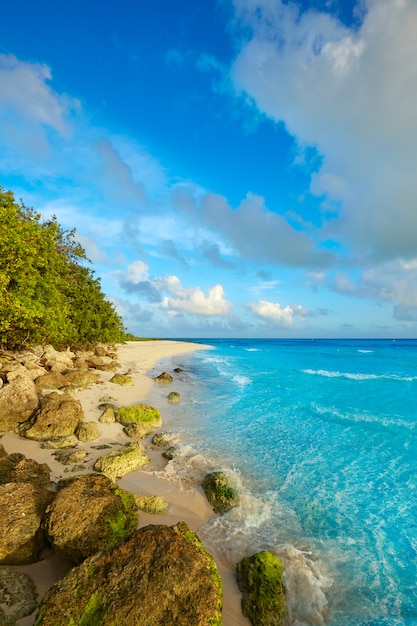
148, 338, 417, 626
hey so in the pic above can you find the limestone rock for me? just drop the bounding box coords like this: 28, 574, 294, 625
202, 471, 239, 515
154, 371, 174, 383
93, 442, 150, 480
75, 421, 100, 442
167, 391, 182, 404
40, 345, 75, 371
54, 448, 87, 465
96, 361, 120, 372
0, 456, 51, 489
152, 432, 173, 449
0, 568, 38, 625
43, 474, 138, 564
63, 369, 100, 388
22, 392, 84, 441
110, 373, 133, 386
132, 494, 168, 514
116, 404, 162, 438
34, 372, 71, 392
34, 522, 222, 626
0, 375, 39, 433
236, 551, 287, 626
98, 406, 116, 423
0, 483, 52, 564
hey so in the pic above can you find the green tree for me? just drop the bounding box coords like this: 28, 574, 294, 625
0, 186, 124, 349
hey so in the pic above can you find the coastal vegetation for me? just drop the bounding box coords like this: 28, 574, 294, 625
0, 185, 125, 350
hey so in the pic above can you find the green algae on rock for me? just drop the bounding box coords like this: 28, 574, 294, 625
167, 390, 181, 404
43, 474, 138, 564
202, 471, 239, 515
110, 373, 133, 386
153, 371, 174, 383
236, 551, 287, 626
75, 421, 100, 442
93, 441, 150, 480
116, 404, 162, 438
34, 524, 223, 626
132, 494, 168, 514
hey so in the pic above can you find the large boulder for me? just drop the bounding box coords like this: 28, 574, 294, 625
34, 522, 223, 626
202, 471, 239, 514
43, 474, 138, 564
34, 371, 71, 392
93, 442, 150, 481
0, 375, 39, 433
236, 551, 287, 626
75, 420, 100, 442
0, 568, 38, 625
22, 392, 84, 441
0, 482, 53, 564
40, 345, 75, 372
63, 369, 101, 388
116, 404, 162, 438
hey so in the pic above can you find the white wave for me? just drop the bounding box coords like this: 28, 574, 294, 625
303, 369, 417, 382
313, 403, 416, 430
245, 347, 260, 352
232, 374, 252, 386
357, 349, 374, 353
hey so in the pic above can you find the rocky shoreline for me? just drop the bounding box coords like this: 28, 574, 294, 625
0, 341, 287, 626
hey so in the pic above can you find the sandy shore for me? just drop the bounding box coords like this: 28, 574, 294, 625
3, 340, 249, 626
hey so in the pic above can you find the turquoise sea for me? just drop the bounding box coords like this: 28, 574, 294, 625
148, 338, 417, 626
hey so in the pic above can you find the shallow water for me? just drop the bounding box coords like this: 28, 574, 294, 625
148, 338, 417, 626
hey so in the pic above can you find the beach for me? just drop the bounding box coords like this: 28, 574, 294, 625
3, 340, 249, 626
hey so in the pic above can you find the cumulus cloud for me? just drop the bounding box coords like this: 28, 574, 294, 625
248, 299, 311, 326
328, 258, 417, 319
228, 0, 417, 262
117, 261, 232, 317
173, 186, 336, 269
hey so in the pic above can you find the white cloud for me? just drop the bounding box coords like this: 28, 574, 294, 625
161, 281, 232, 317
228, 0, 417, 262
125, 260, 149, 284
248, 299, 310, 326
0, 54, 78, 135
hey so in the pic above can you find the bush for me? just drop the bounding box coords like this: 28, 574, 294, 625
0, 186, 125, 349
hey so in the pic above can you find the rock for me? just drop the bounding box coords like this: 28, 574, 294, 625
22, 392, 84, 441
96, 361, 120, 372
93, 442, 150, 481
75, 421, 100, 442
43, 474, 138, 564
110, 374, 133, 386
236, 551, 287, 626
202, 471, 239, 515
63, 369, 100, 388
94, 345, 108, 357
34, 372, 71, 392
34, 522, 222, 626
116, 404, 162, 438
154, 371, 174, 383
40, 345, 75, 372
0, 568, 38, 625
162, 447, 176, 460
167, 391, 182, 404
98, 406, 116, 423
0, 375, 39, 433
173, 367, 184, 373
0, 483, 52, 564
54, 448, 87, 465
132, 494, 168, 514
41, 437, 77, 450
152, 432, 173, 448
0, 457, 51, 489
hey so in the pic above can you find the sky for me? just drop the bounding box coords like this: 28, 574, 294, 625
1, 0, 417, 339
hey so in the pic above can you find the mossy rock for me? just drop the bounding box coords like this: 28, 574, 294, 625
236, 551, 287, 626
202, 471, 239, 514
98, 407, 116, 423
151, 432, 172, 449
93, 442, 150, 481
110, 374, 133, 386
167, 391, 181, 404
43, 474, 138, 564
153, 371, 173, 384
133, 494, 168, 514
75, 421, 100, 442
116, 404, 162, 438
54, 448, 87, 465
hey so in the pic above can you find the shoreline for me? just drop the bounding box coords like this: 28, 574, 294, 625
3, 340, 249, 626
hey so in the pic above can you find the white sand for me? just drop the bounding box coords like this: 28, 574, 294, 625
3, 340, 249, 626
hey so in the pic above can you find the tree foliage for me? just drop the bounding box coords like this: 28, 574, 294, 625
0, 186, 125, 349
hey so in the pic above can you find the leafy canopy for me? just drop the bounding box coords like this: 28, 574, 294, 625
0, 185, 125, 349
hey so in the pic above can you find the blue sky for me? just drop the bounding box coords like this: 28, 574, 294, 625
1, 0, 417, 338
